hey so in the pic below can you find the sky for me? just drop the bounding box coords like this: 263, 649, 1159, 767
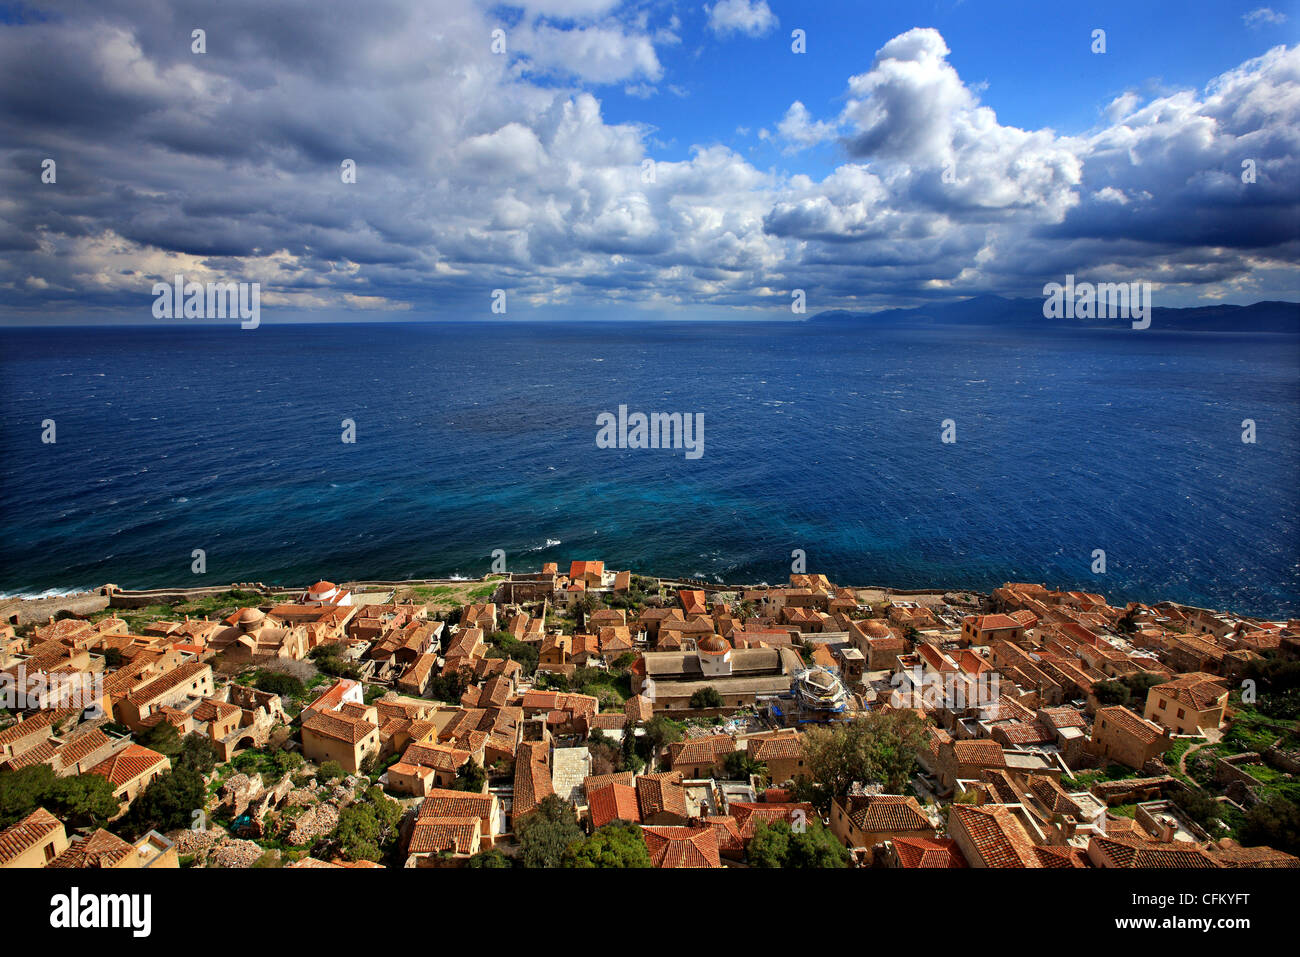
1, 0, 1297, 323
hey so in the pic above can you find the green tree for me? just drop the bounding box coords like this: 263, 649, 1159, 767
333, 785, 405, 862
641, 715, 684, 768
453, 758, 487, 793
467, 848, 513, 868
49, 773, 121, 830
516, 795, 583, 868
427, 668, 471, 704
722, 751, 767, 782
274, 750, 305, 776
177, 733, 219, 775
801, 710, 929, 809
485, 631, 539, 676
749, 819, 849, 868
318, 760, 345, 782
747, 819, 790, 867
0, 765, 61, 829
255, 671, 305, 699
563, 821, 651, 868
0, 766, 119, 831
1170, 787, 1222, 831
1122, 672, 1165, 700
690, 687, 723, 709
1239, 794, 1300, 856
620, 720, 636, 766
125, 765, 206, 836
1092, 679, 1130, 707
137, 721, 183, 757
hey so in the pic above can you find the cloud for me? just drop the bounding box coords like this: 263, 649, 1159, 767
1244, 7, 1288, 28
775, 101, 838, 152
705, 0, 778, 39
0, 5, 1295, 322
511, 20, 663, 84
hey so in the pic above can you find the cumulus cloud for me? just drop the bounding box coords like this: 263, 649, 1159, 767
706, 0, 778, 39
775, 102, 838, 152
511, 20, 663, 84
0, 4, 1295, 321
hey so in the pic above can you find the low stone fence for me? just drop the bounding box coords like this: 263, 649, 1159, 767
1213, 752, 1265, 789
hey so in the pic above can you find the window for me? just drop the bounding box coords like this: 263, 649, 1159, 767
1158, 699, 1166, 710
1177, 709, 1185, 720
44, 843, 55, 862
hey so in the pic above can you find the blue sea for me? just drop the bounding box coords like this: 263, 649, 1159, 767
1, 320, 1298, 617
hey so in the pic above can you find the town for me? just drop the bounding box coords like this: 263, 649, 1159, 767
0, 563, 1297, 870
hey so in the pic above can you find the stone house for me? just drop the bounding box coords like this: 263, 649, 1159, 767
831, 794, 933, 850
1090, 705, 1171, 769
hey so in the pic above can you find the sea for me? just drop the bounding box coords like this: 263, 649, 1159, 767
1, 319, 1298, 617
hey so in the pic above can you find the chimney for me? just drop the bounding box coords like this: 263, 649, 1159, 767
1159, 815, 1175, 843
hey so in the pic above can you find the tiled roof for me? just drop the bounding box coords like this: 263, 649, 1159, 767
125, 661, 208, 706
1208, 842, 1300, 868
698, 815, 744, 854
54, 728, 111, 766
0, 808, 62, 864
1089, 834, 1218, 869
950, 804, 1039, 868
636, 772, 688, 819
1038, 706, 1088, 730
1033, 844, 1089, 868
588, 782, 642, 828
1096, 705, 1165, 745
401, 742, 470, 773
729, 801, 816, 839
48, 828, 135, 868
89, 744, 167, 787
4, 739, 57, 770
950, 739, 1007, 768
1151, 673, 1228, 711
747, 731, 803, 762
302, 708, 376, 745
893, 836, 968, 868
841, 795, 931, 834
966, 614, 1023, 631
670, 734, 734, 767
584, 771, 637, 794
995, 721, 1056, 745
513, 740, 553, 817
0, 710, 60, 746
407, 816, 479, 855
417, 788, 493, 821
642, 825, 721, 868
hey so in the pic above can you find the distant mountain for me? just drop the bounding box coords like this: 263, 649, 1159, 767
811, 296, 1300, 333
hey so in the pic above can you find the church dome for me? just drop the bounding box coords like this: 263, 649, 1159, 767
696, 634, 731, 656
234, 606, 266, 626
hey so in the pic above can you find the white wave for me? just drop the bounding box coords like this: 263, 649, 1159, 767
0, 586, 92, 601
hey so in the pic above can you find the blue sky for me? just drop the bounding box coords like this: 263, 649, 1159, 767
0, 0, 1297, 322
601, 1, 1298, 174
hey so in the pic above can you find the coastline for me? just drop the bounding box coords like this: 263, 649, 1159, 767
2, 573, 1292, 627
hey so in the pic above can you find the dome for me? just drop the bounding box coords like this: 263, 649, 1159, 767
309, 580, 337, 594
234, 606, 266, 625
696, 634, 731, 656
